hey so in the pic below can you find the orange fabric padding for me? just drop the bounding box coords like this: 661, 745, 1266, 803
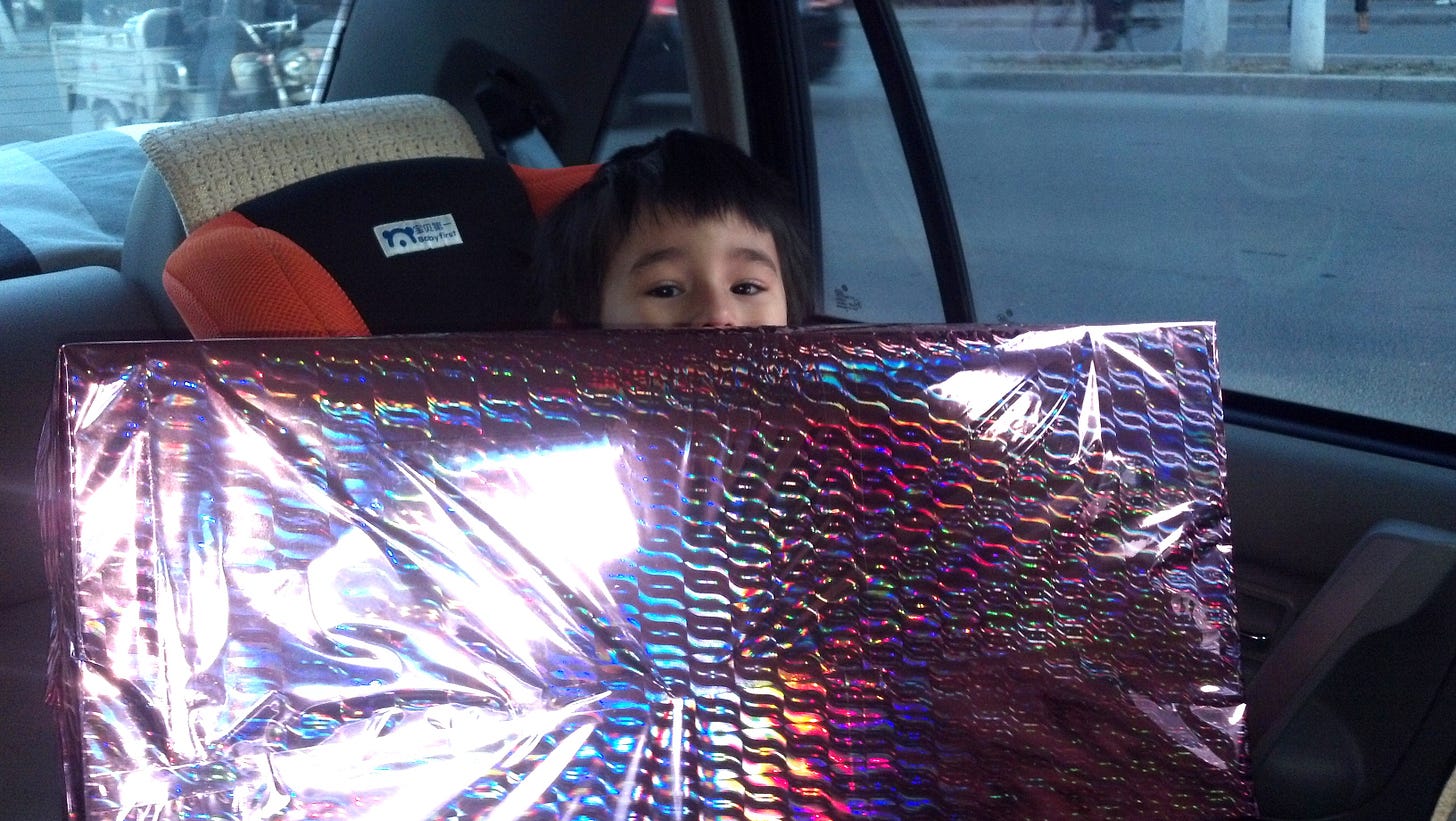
163, 211, 371, 339
511, 163, 600, 219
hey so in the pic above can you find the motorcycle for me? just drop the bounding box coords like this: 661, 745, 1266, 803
51, 6, 332, 131
226, 15, 327, 111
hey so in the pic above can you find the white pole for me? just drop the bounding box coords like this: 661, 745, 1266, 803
1290, 0, 1326, 72
1180, 0, 1230, 72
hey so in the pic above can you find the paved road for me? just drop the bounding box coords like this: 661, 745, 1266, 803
807, 12, 1455, 432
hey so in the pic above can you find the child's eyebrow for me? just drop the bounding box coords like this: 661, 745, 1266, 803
731, 247, 780, 271
629, 247, 687, 273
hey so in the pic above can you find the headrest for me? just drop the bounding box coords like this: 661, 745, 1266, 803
140, 95, 485, 233
165, 156, 539, 338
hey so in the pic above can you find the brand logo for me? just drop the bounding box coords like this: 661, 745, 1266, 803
373, 214, 463, 257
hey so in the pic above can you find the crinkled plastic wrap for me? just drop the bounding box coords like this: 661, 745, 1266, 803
42, 323, 1253, 819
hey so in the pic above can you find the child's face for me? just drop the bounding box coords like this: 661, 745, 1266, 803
599, 211, 789, 329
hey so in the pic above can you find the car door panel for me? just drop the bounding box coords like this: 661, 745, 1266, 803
1229, 423, 1456, 666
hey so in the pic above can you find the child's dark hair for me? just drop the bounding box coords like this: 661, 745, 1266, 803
532, 129, 813, 326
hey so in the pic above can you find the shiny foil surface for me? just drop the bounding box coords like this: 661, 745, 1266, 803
43, 323, 1252, 819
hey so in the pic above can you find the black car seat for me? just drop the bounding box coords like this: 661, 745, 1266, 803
137, 94, 598, 338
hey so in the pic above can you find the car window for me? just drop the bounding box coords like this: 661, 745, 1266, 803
1, 0, 345, 142
597, 0, 695, 160
834, 3, 1454, 433
600, 0, 946, 324
808, 4, 942, 324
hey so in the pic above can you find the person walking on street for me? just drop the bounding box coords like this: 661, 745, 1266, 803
1091, 0, 1132, 50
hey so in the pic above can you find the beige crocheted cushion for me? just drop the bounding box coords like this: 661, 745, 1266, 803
140, 95, 485, 233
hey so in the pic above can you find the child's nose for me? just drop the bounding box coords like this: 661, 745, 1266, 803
692, 291, 740, 328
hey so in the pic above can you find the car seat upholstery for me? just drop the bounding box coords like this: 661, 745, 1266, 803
140, 94, 599, 338
0, 266, 168, 820
118, 163, 189, 337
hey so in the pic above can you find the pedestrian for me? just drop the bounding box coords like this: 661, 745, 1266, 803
1091, 0, 1132, 50
532, 129, 814, 329
1356, 0, 1370, 32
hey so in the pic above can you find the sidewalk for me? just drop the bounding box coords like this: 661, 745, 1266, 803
887, 0, 1456, 100
894, 0, 1456, 29
921, 57, 1456, 101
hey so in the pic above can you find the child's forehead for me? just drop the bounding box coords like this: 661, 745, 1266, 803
628, 204, 764, 234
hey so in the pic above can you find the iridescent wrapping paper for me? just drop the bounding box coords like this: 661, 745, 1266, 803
43, 323, 1253, 819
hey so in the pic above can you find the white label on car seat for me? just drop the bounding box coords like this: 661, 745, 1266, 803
373, 214, 463, 258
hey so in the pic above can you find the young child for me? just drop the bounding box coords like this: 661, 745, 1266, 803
532, 129, 813, 329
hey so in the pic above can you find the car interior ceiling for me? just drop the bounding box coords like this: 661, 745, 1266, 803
3, 2, 1456, 819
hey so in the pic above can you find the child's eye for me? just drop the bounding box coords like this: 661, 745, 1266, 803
731, 282, 768, 296
645, 284, 683, 299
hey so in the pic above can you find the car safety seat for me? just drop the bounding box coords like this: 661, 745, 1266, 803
138, 94, 598, 339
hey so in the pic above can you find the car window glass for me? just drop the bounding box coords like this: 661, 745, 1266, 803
808, 5, 941, 323
597, 0, 695, 160
872, 3, 1454, 434
3, 0, 344, 139
596, 2, 942, 323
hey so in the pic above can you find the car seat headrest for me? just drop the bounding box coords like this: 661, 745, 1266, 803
139, 95, 485, 233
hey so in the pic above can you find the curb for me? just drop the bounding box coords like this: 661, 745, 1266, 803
920, 65, 1456, 100
907, 46, 1456, 100
890, 2, 1456, 27
893, 11, 1456, 26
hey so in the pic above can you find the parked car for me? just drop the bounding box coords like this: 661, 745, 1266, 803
1, 1, 1453, 819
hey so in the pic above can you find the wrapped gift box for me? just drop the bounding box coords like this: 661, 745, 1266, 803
42, 323, 1253, 819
